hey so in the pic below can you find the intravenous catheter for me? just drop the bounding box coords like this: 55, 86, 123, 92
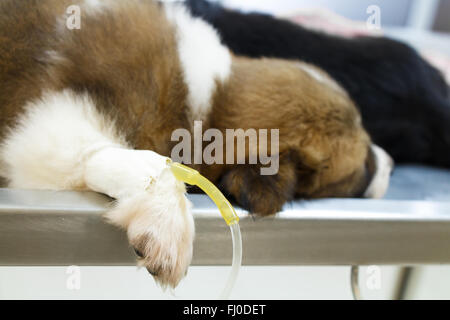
168, 160, 242, 299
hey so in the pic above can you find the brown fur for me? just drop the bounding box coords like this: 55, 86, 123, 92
0, 0, 189, 156
202, 57, 371, 214
0, 0, 373, 217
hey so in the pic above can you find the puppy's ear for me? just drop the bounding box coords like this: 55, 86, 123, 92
219, 156, 297, 216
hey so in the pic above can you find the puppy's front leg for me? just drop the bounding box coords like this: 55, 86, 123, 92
0, 90, 194, 288
85, 147, 194, 288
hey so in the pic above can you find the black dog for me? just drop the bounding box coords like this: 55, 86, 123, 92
186, 0, 450, 168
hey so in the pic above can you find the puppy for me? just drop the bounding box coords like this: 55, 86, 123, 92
0, 0, 391, 288
186, 0, 450, 168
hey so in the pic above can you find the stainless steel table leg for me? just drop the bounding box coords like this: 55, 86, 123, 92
351, 265, 361, 300
393, 267, 415, 300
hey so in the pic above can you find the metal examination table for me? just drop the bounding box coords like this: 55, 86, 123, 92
0, 165, 449, 298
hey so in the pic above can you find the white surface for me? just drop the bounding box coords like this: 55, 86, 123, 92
222, 0, 411, 26
0, 266, 386, 300
0, 266, 448, 299
385, 27, 450, 54
407, 0, 440, 30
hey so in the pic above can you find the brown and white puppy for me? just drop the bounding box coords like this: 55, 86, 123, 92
0, 0, 392, 288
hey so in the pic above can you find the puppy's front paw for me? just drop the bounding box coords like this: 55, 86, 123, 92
220, 163, 297, 216
106, 169, 195, 288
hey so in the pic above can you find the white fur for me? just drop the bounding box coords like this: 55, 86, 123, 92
107, 169, 195, 287
298, 63, 328, 83
164, 4, 232, 121
85, 147, 170, 199
298, 63, 344, 93
1, 90, 124, 190
43, 50, 67, 64
84, 0, 103, 9
0, 89, 194, 288
83, 0, 115, 13
364, 145, 394, 199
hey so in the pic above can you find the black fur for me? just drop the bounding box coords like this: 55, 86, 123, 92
186, 0, 450, 167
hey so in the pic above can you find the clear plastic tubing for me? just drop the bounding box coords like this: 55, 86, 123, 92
220, 223, 242, 299
168, 160, 242, 300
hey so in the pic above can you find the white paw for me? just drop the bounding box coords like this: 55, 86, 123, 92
106, 168, 195, 288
